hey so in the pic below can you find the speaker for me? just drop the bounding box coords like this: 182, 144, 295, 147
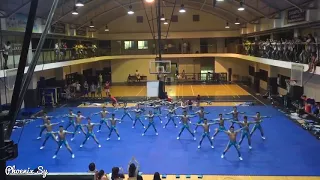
228, 68, 232, 81
289, 86, 303, 100
24, 89, 38, 108
268, 77, 278, 95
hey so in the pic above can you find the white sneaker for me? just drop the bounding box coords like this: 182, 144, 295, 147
37, 137, 41, 140
262, 136, 266, 140
132, 126, 135, 128
163, 126, 165, 128
160, 121, 163, 123
198, 145, 201, 149
175, 126, 178, 128
107, 138, 110, 140
238, 145, 241, 149
177, 137, 180, 140
211, 146, 214, 149
118, 137, 121, 140
78, 131, 81, 134
72, 154, 75, 158
193, 137, 196, 141
249, 146, 252, 150
98, 144, 101, 148
40, 146, 44, 150
156, 133, 158, 135
143, 126, 146, 129
239, 157, 243, 161
71, 138, 74, 141
52, 155, 57, 159
80, 144, 83, 148
142, 133, 144, 136
60, 146, 62, 149
193, 130, 196, 133
211, 137, 214, 140
221, 154, 224, 158
97, 130, 101, 133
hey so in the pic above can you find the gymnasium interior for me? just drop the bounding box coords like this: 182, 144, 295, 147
1, 0, 320, 180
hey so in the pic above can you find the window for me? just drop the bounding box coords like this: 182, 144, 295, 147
136, 16, 143, 23
193, 15, 200, 22
138, 41, 148, 49
124, 41, 135, 49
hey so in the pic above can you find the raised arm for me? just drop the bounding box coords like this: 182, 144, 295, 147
225, 111, 233, 115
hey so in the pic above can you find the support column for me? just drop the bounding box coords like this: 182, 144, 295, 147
253, 63, 260, 93
268, 66, 279, 95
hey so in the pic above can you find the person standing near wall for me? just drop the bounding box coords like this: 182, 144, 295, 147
2, 41, 11, 69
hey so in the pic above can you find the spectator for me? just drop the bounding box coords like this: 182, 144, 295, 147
109, 167, 125, 180
88, 162, 97, 173
128, 157, 142, 180
135, 70, 141, 82
84, 81, 89, 97
153, 172, 161, 180
2, 41, 11, 69
97, 170, 107, 180
90, 83, 96, 97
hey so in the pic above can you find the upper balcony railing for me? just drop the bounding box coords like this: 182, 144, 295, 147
0, 42, 319, 71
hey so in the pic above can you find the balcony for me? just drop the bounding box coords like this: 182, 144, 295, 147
1, 43, 319, 77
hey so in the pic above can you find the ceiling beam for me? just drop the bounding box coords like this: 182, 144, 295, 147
283, 0, 303, 11
5, 0, 32, 18
186, 0, 251, 23
259, 0, 280, 11
232, 0, 268, 18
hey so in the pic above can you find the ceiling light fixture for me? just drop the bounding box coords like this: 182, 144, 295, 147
225, 22, 230, 28
128, 5, 134, 15
72, 7, 78, 15
235, 18, 240, 25
75, 0, 84, 7
105, 25, 109, 32
145, 0, 154, 3
238, 2, 245, 11
217, 0, 224, 1
179, 4, 186, 13
160, 14, 165, 21
164, 20, 168, 25
89, 21, 94, 28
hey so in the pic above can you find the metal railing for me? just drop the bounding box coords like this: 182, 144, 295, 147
0, 42, 319, 70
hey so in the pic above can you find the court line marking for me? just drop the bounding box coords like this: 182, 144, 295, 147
201, 84, 209, 98
190, 85, 195, 96
220, 83, 236, 99
224, 83, 240, 98
135, 86, 145, 96
234, 83, 267, 106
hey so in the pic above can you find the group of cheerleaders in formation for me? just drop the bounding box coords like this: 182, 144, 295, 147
32, 98, 271, 160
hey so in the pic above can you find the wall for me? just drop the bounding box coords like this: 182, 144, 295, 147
111, 59, 157, 83
215, 57, 254, 81
97, 8, 240, 40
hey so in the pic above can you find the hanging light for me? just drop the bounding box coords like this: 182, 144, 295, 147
128, 5, 134, 15
75, 0, 84, 7
89, 21, 94, 28
217, 0, 224, 1
238, 1, 245, 11
105, 25, 109, 32
72, 7, 78, 15
145, 0, 154, 3
225, 22, 230, 28
179, 4, 186, 13
234, 18, 240, 25
164, 20, 168, 25
160, 14, 165, 21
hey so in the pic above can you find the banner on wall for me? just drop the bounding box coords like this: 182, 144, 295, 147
6, 13, 41, 33
287, 8, 306, 23
50, 22, 66, 34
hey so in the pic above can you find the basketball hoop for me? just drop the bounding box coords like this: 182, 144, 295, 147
285, 79, 297, 92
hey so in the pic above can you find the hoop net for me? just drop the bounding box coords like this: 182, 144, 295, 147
149, 60, 171, 74
291, 63, 303, 87
285, 79, 297, 92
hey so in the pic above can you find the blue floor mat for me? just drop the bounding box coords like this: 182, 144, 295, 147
8, 106, 320, 175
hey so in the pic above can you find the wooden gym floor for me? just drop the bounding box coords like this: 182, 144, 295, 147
87, 84, 250, 97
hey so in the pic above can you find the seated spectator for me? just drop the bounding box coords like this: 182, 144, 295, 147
108, 167, 125, 180
128, 157, 142, 180
97, 170, 107, 180
312, 103, 319, 115
88, 162, 97, 173
153, 172, 161, 180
